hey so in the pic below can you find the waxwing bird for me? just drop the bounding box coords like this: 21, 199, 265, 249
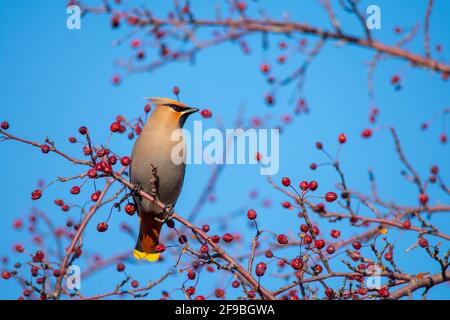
130, 97, 198, 262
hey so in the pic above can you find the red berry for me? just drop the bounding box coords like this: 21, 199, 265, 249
124, 203, 136, 216
281, 177, 291, 187
91, 191, 101, 202
277, 234, 289, 245
313, 264, 323, 274
331, 230, 341, 238
300, 224, 308, 233
97, 222, 108, 232
325, 288, 335, 298
130, 39, 141, 48
195, 295, 205, 300
223, 233, 233, 243
187, 271, 196, 280
120, 156, 131, 166
155, 244, 166, 253
186, 287, 196, 296
237, 1, 246, 11
338, 133, 347, 144
247, 209, 257, 220
111, 15, 120, 28
255, 262, 267, 277
310, 163, 318, 170
41, 144, 50, 154
112, 74, 121, 85
214, 288, 225, 298
34, 250, 45, 262
384, 251, 393, 261
264, 250, 273, 258
402, 220, 411, 229
419, 238, 428, 248
200, 245, 209, 254
431, 165, 438, 174
361, 128, 372, 138
1, 121, 9, 130
211, 235, 220, 243
31, 266, 38, 276
14, 244, 24, 253
202, 224, 210, 232
13, 219, 23, 229
103, 164, 113, 175
131, 280, 139, 288
70, 186, 80, 195
53, 270, 61, 277
87, 168, 97, 179
232, 280, 240, 288
352, 241, 362, 250
299, 180, 309, 191
173, 86, 180, 95
391, 75, 400, 84
419, 193, 429, 205
326, 245, 335, 254
265, 93, 274, 105
277, 55, 286, 64
378, 287, 390, 298
314, 239, 325, 249
110, 121, 121, 133
308, 181, 318, 191
303, 235, 312, 245
31, 190, 42, 201
440, 133, 447, 144
68, 136, 77, 143
260, 63, 270, 73
357, 287, 367, 295
315, 142, 323, 149
83, 146, 92, 156
200, 109, 212, 118
2, 271, 11, 280
78, 126, 88, 135
116, 263, 125, 272
282, 203, 292, 212
291, 257, 304, 270
325, 192, 337, 202
312, 225, 320, 236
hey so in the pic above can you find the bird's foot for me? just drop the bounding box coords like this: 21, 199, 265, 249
131, 184, 144, 199
155, 203, 174, 223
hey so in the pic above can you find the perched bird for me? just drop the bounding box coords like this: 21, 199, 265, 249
130, 97, 198, 262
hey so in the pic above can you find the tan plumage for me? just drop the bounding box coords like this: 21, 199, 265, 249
130, 97, 198, 262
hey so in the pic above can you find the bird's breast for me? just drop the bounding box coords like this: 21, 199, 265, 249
130, 127, 187, 206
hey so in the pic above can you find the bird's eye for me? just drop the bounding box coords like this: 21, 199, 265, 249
167, 104, 183, 112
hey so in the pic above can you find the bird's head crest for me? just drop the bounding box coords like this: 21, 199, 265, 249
145, 97, 190, 110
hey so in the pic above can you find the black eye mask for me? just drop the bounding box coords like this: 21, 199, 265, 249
165, 103, 184, 113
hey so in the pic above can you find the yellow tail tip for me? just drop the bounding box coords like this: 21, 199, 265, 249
133, 249, 160, 262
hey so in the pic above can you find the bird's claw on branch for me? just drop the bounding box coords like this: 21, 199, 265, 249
131, 184, 144, 199
155, 203, 174, 223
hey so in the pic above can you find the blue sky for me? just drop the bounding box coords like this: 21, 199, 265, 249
0, 1, 449, 299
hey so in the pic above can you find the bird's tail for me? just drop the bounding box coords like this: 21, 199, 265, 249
134, 213, 163, 262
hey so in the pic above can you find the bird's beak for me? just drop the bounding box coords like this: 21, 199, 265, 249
182, 107, 199, 115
